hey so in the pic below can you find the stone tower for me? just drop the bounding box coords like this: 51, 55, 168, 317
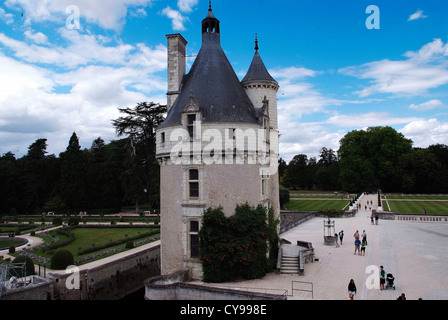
156, 4, 280, 279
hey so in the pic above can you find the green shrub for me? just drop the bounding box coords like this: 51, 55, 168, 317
50, 249, 74, 270
199, 203, 279, 283
125, 241, 134, 249
52, 216, 63, 226
9, 246, 15, 254
279, 185, 290, 209
67, 216, 80, 226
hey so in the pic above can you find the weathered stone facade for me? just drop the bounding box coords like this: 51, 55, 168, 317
157, 5, 280, 280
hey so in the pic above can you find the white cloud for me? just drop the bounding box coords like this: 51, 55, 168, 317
161, 6, 188, 31
339, 39, 448, 97
409, 99, 445, 111
177, 0, 199, 13
0, 7, 14, 24
408, 9, 427, 22
24, 29, 48, 44
324, 112, 421, 128
5, 0, 154, 30
400, 119, 448, 148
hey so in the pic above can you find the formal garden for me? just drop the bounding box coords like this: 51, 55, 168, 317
0, 213, 160, 271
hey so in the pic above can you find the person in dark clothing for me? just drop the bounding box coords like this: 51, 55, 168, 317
348, 279, 357, 300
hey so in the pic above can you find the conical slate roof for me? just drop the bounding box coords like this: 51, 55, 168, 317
241, 38, 277, 85
160, 7, 259, 128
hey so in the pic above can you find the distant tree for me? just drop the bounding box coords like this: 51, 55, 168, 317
338, 127, 413, 193
281, 154, 316, 190
20, 139, 57, 213
318, 147, 338, 166
112, 102, 167, 212
60, 132, 89, 210
0, 152, 20, 214
398, 149, 443, 193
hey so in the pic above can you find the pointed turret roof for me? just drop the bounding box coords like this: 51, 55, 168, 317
242, 35, 277, 85
160, 6, 259, 128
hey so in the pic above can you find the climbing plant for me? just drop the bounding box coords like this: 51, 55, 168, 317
199, 203, 279, 283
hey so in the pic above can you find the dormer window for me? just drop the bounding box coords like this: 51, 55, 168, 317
187, 114, 196, 141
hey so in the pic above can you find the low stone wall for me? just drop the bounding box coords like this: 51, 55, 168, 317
374, 211, 448, 223
50, 244, 160, 300
144, 269, 286, 300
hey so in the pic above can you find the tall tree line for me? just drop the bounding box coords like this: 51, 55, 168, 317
0, 102, 166, 215
280, 126, 448, 194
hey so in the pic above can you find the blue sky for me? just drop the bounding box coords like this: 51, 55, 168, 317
1, 0, 448, 162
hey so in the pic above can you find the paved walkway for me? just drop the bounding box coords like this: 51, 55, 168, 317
197, 193, 448, 300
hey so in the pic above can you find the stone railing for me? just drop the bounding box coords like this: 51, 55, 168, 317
373, 210, 448, 223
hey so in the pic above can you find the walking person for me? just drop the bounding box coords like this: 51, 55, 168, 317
339, 230, 344, 245
335, 233, 340, 247
375, 214, 379, 225
362, 230, 367, 245
348, 279, 357, 300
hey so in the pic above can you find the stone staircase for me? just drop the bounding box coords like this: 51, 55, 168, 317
280, 255, 300, 274
278, 241, 315, 275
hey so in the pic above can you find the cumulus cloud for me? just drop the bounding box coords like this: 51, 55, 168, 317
4, 0, 154, 30
161, 0, 199, 31
339, 39, 448, 97
400, 119, 448, 148
177, 0, 199, 13
161, 6, 188, 31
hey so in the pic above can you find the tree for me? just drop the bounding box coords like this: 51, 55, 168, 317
0, 152, 20, 214
281, 154, 316, 190
338, 127, 413, 193
399, 149, 444, 193
112, 102, 167, 212
20, 139, 57, 213
60, 132, 89, 210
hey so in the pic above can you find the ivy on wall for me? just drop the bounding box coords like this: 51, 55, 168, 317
199, 203, 279, 283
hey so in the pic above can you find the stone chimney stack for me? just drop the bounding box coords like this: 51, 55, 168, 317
166, 34, 187, 112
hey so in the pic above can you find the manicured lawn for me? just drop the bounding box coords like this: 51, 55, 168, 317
387, 200, 448, 215
0, 237, 27, 250
381, 194, 448, 214
385, 195, 448, 200
19, 226, 160, 267
64, 227, 154, 257
285, 199, 350, 211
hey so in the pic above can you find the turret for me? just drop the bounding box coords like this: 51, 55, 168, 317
242, 35, 279, 130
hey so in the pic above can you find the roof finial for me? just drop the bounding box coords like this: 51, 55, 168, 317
255, 33, 259, 52
209, 1, 212, 11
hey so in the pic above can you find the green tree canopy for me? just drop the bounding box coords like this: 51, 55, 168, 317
338, 126, 413, 192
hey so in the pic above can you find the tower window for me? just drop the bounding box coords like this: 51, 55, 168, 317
189, 169, 199, 198
161, 132, 165, 144
189, 220, 200, 258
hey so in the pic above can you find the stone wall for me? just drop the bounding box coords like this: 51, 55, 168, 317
145, 269, 286, 300
51, 244, 160, 300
